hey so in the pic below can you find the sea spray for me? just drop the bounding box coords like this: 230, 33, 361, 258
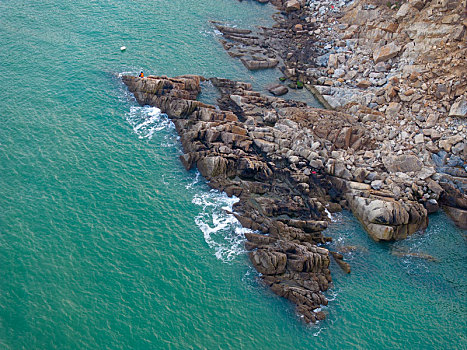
192, 190, 251, 262
125, 106, 175, 140
125, 104, 248, 263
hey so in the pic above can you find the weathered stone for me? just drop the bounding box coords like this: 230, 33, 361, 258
285, 0, 301, 12
197, 156, 229, 179
439, 135, 464, 152
328, 54, 338, 68
250, 250, 287, 275
409, 0, 426, 10
414, 134, 424, 144
425, 199, 439, 214
395, 3, 413, 19
241, 58, 279, 70
373, 43, 402, 64
417, 167, 435, 180
449, 96, 467, 118
383, 155, 423, 173
357, 80, 372, 89
254, 139, 277, 153
444, 206, 467, 229
268, 84, 289, 96
371, 180, 383, 190
386, 102, 401, 117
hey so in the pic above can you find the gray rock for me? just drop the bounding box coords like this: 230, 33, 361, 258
333, 68, 345, 78
417, 167, 435, 180
451, 142, 465, 155
449, 96, 467, 118
383, 154, 423, 173
371, 180, 383, 190
414, 134, 424, 144
268, 84, 288, 96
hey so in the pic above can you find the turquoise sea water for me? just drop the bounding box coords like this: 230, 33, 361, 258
0, 0, 465, 349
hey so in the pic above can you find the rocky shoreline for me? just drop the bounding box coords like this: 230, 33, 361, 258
121, 0, 466, 323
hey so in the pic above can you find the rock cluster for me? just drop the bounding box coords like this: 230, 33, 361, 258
122, 74, 434, 321
302, 0, 467, 228
124, 74, 341, 322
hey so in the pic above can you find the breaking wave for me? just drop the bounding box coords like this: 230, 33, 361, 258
192, 189, 250, 262
125, 105, 175, 140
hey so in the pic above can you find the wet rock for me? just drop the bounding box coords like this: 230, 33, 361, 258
330, 251, 351, 273
123, 74, 338, 323
241, 58, 279, 70
268, 84, 289, 96
391, 248, 438, 262
443, 206, 467, 229
250, 249, 287, 275
425, 199, 439, 214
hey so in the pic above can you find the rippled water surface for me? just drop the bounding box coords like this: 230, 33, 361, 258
0, 0, 466, 349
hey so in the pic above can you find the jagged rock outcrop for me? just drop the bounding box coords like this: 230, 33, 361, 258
124, 74, 337, 323
122, 73, 439, 321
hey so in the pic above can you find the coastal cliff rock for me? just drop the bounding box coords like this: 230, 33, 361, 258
121, 73, 445, 321
119, 0, 466, 323
124, 74, 337, 323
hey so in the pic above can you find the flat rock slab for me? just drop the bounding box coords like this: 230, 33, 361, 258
383, 154, 423, 173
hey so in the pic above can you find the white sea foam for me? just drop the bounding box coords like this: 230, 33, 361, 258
313, 326, 326, 337
125, 105, 175, 140
192, 189, 250, 262
185, 171, 201, 190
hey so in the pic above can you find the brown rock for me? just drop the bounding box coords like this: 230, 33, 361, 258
285, 0, 301, 12
444, 206, 467, 229
373, 43, 402, 64
357, 80, 371, 89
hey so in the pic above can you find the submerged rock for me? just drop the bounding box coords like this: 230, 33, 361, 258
268, 84, 288, 96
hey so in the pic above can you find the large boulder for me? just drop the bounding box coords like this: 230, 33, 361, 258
241, 58, 279, 70
373, 43, 402, 63
347, 194, 428, 241
449, 96, 467, 118
382, 154, 423, 173
268, 84, 289, 96
285, 0, 301, 12
443, 206, 467, 229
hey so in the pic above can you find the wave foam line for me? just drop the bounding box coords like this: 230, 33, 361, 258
125, 106, 174, 140
193, 190, 251, 262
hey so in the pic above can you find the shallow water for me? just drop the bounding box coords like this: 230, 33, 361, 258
0, 0, 466, 349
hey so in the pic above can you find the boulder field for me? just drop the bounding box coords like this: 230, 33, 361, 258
216, 0, 466, 229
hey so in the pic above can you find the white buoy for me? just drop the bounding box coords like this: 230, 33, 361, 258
120, 46, 126, 52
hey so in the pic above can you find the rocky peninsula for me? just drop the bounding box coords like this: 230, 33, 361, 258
122, 0, 466, 323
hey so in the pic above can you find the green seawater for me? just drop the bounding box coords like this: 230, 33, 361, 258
0, 0, 466, 349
